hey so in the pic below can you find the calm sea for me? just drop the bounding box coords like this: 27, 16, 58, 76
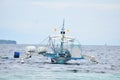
0, 44, 120, 80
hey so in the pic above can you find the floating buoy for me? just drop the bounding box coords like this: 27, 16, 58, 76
25, 46, 36, 52
26, 52, 32, 58
14, 52, 20, 58
38, 47, 47, 54
20, 58, 25, 64
82, 55, 99, 64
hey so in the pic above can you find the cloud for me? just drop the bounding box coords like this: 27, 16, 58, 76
31, 2, 70, 9
31, 1, 120, 10
1, 0, 120, 10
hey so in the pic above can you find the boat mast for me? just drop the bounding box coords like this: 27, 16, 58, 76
60, 19, 65, 53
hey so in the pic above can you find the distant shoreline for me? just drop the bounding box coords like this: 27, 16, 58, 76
0, 40, 17, 44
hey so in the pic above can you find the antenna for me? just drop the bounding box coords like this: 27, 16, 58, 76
61, 19, 65, 34
63, 19, 65, 28
60, 19, 66, 53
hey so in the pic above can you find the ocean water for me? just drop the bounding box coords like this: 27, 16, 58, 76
0, 44, 120, 80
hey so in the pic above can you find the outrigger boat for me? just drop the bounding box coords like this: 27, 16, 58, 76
17, 20, 98, 64
37, 20, 98, 64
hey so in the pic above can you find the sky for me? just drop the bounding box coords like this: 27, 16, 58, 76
0, 0, 120, 45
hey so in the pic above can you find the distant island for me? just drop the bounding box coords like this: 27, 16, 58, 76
0, 40, 17, 44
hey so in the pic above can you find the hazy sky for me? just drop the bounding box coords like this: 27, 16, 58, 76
0, 0, 120, 45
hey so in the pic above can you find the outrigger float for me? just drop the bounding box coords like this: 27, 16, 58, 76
13, 20, 98, 64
